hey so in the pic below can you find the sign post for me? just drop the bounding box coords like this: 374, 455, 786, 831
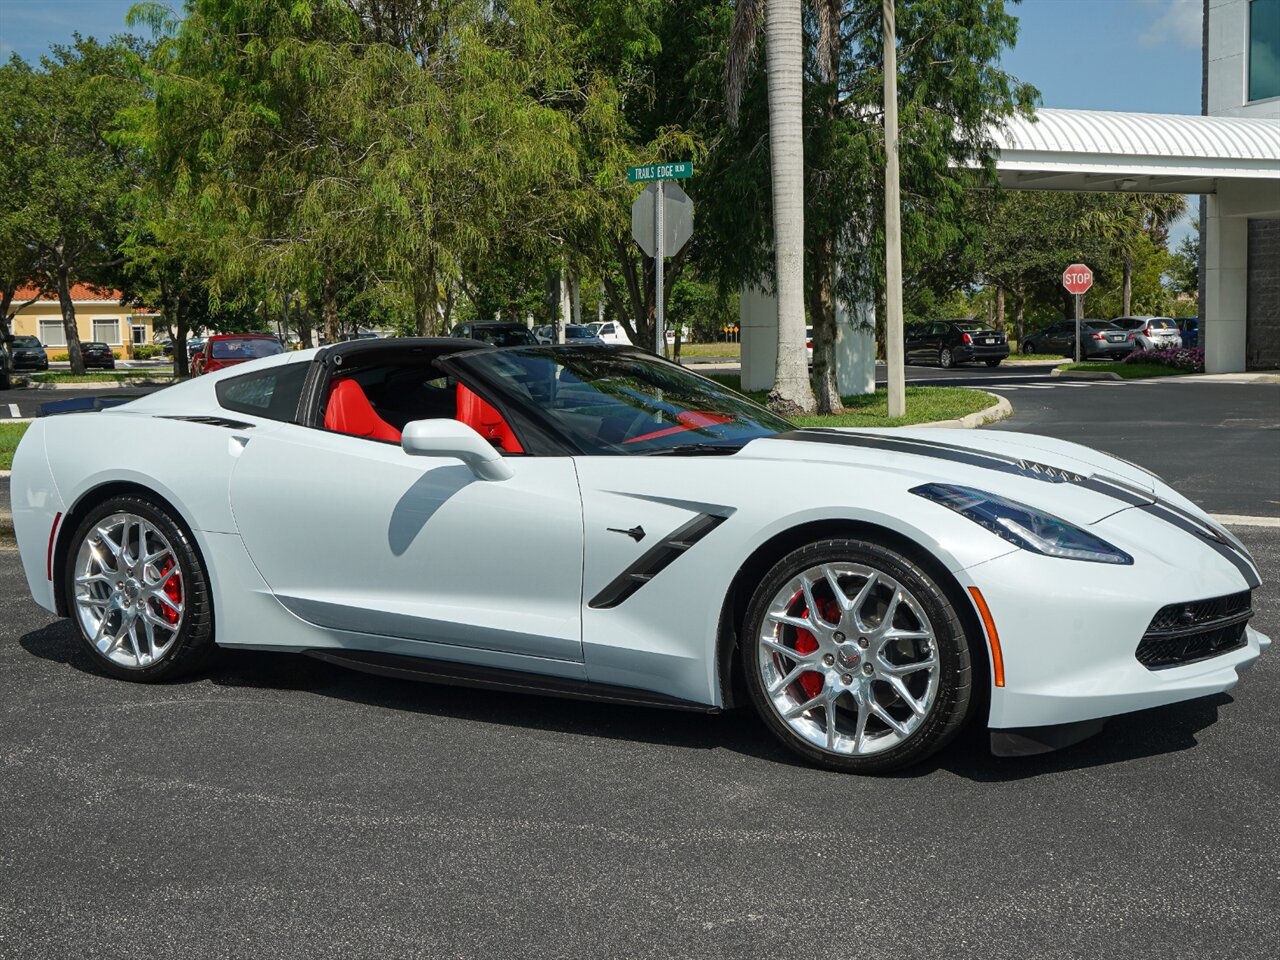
630, 164, 694, 357
1062, 263, 1094, 364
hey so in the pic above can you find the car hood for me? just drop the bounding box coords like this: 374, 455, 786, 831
744, 427, 1165, 526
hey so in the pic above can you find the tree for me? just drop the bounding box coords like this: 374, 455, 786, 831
726, 0, 816, 416
718, 1, 1035, 414
1, 39, 146, 373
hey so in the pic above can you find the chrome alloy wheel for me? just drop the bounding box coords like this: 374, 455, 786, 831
73, 512, 186, 669
756, 563, 940, 757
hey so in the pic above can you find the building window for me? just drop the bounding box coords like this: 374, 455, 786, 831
1251, 0, 1280, 102
38, 319, 66, 346
92, 319, 121, 344
131, 324, 147, 345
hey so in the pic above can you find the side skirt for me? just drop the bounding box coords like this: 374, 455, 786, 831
304, 649, 721, 714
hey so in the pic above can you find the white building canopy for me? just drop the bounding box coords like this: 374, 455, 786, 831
991, 108, 1280, 203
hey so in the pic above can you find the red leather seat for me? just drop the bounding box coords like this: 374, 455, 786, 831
455, 385, 523, 453
324, 378, 402, 443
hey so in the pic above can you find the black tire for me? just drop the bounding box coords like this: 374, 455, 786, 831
985, 359, 1002, 368
63, 494, 217, 682
741, 538, 974, 774
938, 346, 955, 369
1020, 341, 1034, 355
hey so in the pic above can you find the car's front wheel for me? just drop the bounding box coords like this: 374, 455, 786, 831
1020, 341, 1034, 355
65, 495, 216, 681
741, 538, 974, 773
985, 359, 1002, 367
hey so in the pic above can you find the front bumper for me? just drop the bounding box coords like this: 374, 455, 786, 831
12, 357, 49, 370
962, 508, 1268, 732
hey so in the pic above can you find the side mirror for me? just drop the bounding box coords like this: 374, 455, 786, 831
401, 419, 514, 482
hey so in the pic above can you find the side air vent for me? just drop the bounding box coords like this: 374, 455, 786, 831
158, 415, 255, 429
1136, 591, 1252, 669
588, 513, 728, 610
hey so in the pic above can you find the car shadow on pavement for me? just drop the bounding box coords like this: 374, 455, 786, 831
19, 620, 1231, 779
18, 620, 803, 768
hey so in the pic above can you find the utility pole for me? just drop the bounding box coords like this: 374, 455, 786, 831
883, 0, 905, 418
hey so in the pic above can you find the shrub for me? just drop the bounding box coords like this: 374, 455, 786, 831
1124, 347, 1204, 372
132, 344, 163, 360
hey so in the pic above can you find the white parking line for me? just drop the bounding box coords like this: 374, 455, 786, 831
6, 404, 18, 418
1212, 514, 1280, 528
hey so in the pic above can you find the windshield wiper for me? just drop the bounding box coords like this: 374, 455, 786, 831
641, 443, 744, 456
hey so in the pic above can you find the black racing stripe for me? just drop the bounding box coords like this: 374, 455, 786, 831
589, 513, 728, 610
777, 430, 1263, 586
1140, 504, 1262, 589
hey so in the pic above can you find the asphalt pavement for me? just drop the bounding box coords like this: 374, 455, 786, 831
1, 532, 1277, 960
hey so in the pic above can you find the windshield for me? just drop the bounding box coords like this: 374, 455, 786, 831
1083, 321, 1115, 330
564, 326, 596, 340
446, 347, 794, 454
955, 322, 995, 333
12, 336, 41, 348
85, 342, 108, 349
210, 337, 285, 360
1146, 318, 1176, 330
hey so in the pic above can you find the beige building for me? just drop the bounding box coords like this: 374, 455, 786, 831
9, 284, 160, 359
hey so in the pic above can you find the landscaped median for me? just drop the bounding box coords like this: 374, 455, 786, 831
708, 375, 1005, 428
1, 422, 28, 471
28, 371, 179, 388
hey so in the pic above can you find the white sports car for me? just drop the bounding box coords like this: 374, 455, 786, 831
10, 340, 1269, 773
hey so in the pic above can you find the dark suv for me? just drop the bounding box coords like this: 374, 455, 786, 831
905, 319, 1010, 368
7, 335, 49, 371
1020, 320, 1134, 360
450, 322, 538, 347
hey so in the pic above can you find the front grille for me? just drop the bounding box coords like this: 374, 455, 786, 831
1137, 592, 1252, 669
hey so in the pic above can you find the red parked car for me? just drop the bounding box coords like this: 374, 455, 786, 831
190, 334, 285, 376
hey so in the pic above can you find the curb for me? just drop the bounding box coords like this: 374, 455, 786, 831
915, 392, 1012, 430
21, 379, 175, 391
1051, 369, 1123, 381
0, 511, 11, 541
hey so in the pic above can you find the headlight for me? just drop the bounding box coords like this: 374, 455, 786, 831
911, 483, 1133, 565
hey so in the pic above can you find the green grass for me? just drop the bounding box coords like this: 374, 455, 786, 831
0, 422, 29, 471
677, 341, 741, 358
707, 375, 997, 428
31, 371, 177, 384
1058, 362, 1186, 379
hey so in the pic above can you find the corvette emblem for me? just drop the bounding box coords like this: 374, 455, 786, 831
607, 525, 646, 543
837, 647, 862, 669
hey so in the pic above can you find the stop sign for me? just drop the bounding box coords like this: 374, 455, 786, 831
1062, 263, 1093, 295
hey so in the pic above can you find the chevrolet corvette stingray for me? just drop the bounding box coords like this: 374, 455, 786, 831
10, 339, 1269, 772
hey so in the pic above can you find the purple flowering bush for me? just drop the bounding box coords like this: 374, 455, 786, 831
1123, 346, 1204, 372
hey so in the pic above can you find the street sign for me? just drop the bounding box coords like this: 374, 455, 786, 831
1062, 263, 1094, 295
627, 161, 693, 183
631, 182, 694, 259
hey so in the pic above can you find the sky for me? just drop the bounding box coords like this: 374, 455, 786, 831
2, 0, 1203, 239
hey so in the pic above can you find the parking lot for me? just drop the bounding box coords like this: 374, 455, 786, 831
1, 377, 1277, 960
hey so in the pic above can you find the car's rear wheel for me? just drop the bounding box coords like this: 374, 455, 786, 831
985, 359, 1002, 367
1020, 341, 1034, 355
741, 538, 973, 773
938, 346, 955, 368
65, 495, 216, 681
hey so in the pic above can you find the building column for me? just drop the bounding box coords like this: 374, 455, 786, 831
739, 285, 778, 392
1203, 193, 1249, 374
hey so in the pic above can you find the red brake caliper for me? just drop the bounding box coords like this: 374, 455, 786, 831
157, 559, 182, 625
788, 592, 840, 699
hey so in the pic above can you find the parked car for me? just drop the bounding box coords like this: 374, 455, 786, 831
80, 342, 116, 370
588, 321, 632, 346
190, 334, 286, 376
1178, 316, 1199, 349
339, 332, 380, 342
0, 336, 12, 389
534, 324, 605, 346
7, 335, 49, 371
806, 326, 814, 366
1020, 319, 1134, 360
187, 337, 206, 359
905, 320, 1010, 368
450, 322, 538, 347
1109, 316, 1182, 351
11, 340, 1267, 774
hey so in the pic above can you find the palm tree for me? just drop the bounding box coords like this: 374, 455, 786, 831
727, 0, 817, 416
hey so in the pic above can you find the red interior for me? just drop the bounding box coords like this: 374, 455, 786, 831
455, 385, 524, 453
623, 410, 733, 445
323, 376, 523, 454
324, 378, 403, 443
